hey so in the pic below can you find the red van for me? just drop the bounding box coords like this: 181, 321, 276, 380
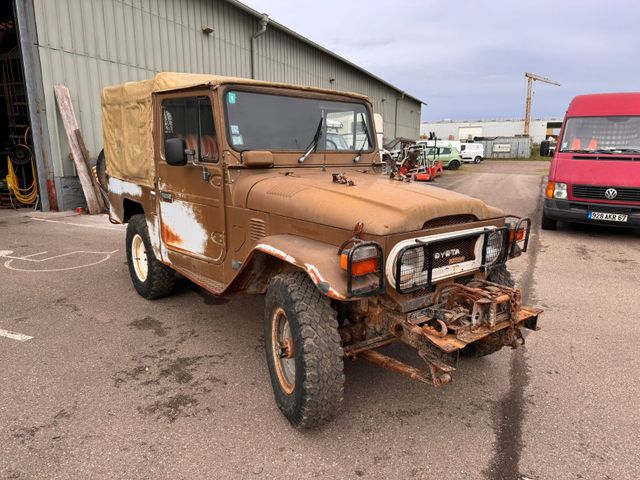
542, 93, 640, 230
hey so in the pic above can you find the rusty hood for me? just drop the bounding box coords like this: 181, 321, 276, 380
243, 171, 503, 235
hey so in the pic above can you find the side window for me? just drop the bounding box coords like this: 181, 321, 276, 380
442, 147, 451, 155
161, 96, 218, 162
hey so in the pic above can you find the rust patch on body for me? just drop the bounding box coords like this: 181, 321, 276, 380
162, 223, 183, 248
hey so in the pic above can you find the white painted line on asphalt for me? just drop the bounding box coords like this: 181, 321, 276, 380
0, 328, 33, 342
30, 217, 123, 231
1, 249, 118, 272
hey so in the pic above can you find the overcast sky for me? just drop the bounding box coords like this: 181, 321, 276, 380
242, 0, 640, 121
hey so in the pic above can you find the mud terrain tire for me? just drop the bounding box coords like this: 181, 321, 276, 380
541, 210, 558, 230
264, 272, 344, 428
461, 265, 516, 358
487, 264, 515, 288
126, 214, 175, 299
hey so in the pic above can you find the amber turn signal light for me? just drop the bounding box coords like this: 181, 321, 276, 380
509, 228, 525, 242
341, 245, 380, 277
341, 253, 378, 276
546, 181, 555, 199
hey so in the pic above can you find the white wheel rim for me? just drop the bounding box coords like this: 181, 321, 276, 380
131, 234, 148, 282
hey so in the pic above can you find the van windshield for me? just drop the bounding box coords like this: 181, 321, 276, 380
560, 116, 640, 153
224, 90, 374, 152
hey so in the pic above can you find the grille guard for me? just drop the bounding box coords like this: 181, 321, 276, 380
506, 216, 532, 256
393, 227, 511, 294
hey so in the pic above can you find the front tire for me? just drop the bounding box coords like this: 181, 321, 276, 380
448, 160, 461, 170
541, 210, 558, 230
486, 264, 515, 288
126, 214, 175, 299
264, 272, 344, 428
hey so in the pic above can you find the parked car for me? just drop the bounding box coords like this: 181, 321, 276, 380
460, 143, 484, 163
417, 139, 462, 153
103, 72, 541, 428
541, 93, 640, 230
424, 145, 463, 170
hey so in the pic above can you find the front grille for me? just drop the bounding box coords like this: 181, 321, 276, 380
396, 236, 479, 292
572, 185, 640, 202
431, 237, 477, 268
391, 227, 510, 294
423, 215, 477, 229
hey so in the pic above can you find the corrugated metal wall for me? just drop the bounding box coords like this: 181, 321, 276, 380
478, 137, 532, 159
32, 0, 420, 184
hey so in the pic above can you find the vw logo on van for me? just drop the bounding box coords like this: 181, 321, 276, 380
604, 188, 618, 200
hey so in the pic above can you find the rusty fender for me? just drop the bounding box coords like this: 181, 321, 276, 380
107, 177, 146, 223
239, 234, 351, 300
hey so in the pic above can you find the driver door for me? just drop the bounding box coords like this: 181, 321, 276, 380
154, 91, 226, 270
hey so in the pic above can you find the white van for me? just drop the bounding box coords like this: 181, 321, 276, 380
460, 143, 484, 163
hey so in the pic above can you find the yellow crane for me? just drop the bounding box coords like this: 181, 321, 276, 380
523, 72, 560, 136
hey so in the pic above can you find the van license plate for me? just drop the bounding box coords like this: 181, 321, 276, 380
588, 211, 628, 222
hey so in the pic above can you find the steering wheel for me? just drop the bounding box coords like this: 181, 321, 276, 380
326, 139, 338, 150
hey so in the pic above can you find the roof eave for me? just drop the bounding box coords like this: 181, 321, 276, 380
225, 0, 426, 106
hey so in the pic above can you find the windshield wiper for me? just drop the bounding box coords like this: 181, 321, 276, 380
561, 149, 594, 154
298, 117, 323, 163
353, 113, 373, 163
593, 147, 640, 154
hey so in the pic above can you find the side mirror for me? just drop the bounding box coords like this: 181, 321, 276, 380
539, 140, 552, 157
165, 137, 188, 166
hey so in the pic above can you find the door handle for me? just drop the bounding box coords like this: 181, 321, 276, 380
160, 191, 172, 202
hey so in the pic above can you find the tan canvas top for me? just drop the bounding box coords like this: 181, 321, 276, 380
102, 72, 370, 186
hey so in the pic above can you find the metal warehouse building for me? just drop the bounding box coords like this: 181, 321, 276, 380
420, 118, 563, 144
2, 0, 422, 211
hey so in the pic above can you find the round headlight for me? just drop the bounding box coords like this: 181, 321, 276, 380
399, 247, 424, 285
485, 230, 504, 264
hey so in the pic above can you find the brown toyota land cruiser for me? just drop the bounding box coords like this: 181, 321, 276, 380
102, 73, 542, 428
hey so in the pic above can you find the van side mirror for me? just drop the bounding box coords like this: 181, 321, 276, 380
165, 137, 188, 166
539, 140, 551, 157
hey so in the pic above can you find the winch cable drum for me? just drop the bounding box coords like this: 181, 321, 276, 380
6, 127, 38, 205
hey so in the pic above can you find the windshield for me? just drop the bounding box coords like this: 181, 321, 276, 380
560, 116, 640, 153
224, 90, 374, 152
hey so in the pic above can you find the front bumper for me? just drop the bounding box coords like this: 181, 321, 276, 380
544, 198, 640, 227
345, 280, 542, 386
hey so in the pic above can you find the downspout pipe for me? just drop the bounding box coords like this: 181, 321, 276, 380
250, 14, 269, 79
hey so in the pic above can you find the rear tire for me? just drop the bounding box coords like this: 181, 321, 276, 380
95, 149, 108, 190
541, 210, 558, 230
126, 214, 175, 299
461, 265, 515, 358
474, 156, 482, 164
264, 272, 344, 428
448, 160, 461, 170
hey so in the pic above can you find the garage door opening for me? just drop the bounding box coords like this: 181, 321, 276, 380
0, 2, 37, 209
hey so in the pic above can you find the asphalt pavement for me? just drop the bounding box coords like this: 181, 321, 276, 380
1, 160, 638, 480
